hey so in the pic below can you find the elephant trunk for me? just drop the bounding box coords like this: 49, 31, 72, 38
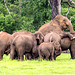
68, 22, 75, 34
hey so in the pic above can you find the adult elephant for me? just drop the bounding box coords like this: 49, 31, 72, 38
37, 15, 75, 59
10, 30, 44, 60
12, 30, 32, 37
10, 34, 37, 61
0, 31, 13, 60
38, 15, 75, 36
61, 33, 75, 59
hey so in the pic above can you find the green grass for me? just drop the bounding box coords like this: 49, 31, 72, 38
0, 53, 75, 75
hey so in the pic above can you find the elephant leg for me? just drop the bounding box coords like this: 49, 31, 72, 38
39, 55, 43, 61
70, 47, 75, 59
70, 39, 75, 59
10, 44, 16, 60
38, 51, 43, 61
50, 51, 54, 61
54, 52, 56, 60
10, 50, 15, 60
0, 50, 4, 60
45, 52, 50, 61
45, 55, 50, 61
0, 54, 3, 60
25, 53, 32, 60
25, 53, 28, 60
25, 55, 28, 60
20, 55, 24, 61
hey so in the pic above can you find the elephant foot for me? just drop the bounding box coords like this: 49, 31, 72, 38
0, 58, 2, 61
71, 57, 75, 59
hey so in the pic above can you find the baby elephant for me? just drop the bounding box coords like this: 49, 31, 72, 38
38, 42, 61, 61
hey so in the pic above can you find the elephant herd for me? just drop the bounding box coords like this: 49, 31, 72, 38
0, 15, 75, 61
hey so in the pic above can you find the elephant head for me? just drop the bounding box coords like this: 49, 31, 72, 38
34, 31, 44, 45
53, 41, 61, 58
54, 15, 75, 34
53, 41, 61, 51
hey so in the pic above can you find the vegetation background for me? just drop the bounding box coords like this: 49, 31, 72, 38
0, 0, 75, 34
0, 0, 75, 74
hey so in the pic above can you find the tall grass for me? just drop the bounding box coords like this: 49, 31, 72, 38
0, 53, 75, 75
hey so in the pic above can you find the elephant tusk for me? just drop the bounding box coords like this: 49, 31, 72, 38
73, 37, 75, 39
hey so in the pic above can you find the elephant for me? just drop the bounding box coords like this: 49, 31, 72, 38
44, 32, 73, 58
44, 32, 73, 43
12, 30, 32, 37
44, 32, 61, 44
36, 15, 75, 59
38, 15, 75, 36
0, 31, 13, 60
10, 34, 36, 61
10, 31, 44, 60
38, 42, 61, 61
61, 34, 75, 59
25, 53, 32, 60
12, 30, 44, 45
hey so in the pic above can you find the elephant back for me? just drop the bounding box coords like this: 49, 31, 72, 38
44, 32, 61, 44
61, 38, 71, 50
12, 30, 32, 37
12, 34, 34, 52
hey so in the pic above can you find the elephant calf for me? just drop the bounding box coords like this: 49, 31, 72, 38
44, 32, 73, 44
38, 42, 61, 61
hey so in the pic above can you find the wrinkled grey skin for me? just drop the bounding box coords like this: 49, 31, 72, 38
10, 31, 44, 60
44, 32, 74, 59
38, 42, 61, 61
10, 34, 37, 61
61, 33, 75, 59
44, 32, 73, 44
25, 53, 32, 60
44, 32, 61, 44
44, 32, 62, 59
0, 32, 13, 60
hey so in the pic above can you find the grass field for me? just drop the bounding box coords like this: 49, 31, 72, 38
0, 53, 75, 75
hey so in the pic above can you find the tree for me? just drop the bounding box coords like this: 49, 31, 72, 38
48, 0, 61, 19
4, 0, 11, 15
49, 0, 75, 19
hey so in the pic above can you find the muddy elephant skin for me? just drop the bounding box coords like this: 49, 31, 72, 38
44, 32, 61, 44
38, 15, 75, 36
10, 31, 44, 60
61, 33, 75, 59
0, 32, 13, 60
38, 42, 61, 61
10, 34, 36, 61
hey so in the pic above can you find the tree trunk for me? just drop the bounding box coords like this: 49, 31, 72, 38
4, 0, 11, 15
49, 0, 61, 19
19, 0, 21, 15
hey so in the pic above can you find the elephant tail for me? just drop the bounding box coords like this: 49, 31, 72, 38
12, 35, 19, 45
38, 46, 41, 58
49, 36, 53, 42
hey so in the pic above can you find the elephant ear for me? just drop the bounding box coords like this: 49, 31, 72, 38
54, 15, 63, 22
53, 41, 60, 50
34, 31, 44, 45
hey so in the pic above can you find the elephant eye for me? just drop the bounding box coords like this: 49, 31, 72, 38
66, 24, 68, 27
63, 19, 66, 22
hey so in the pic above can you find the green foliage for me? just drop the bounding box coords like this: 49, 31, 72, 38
5, 15, 15, 33
0, 0, 75, 33
0, 13, 5, 31
0, 53, 75, 74
61, 7, 75, 32
21, 0, 51, 30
